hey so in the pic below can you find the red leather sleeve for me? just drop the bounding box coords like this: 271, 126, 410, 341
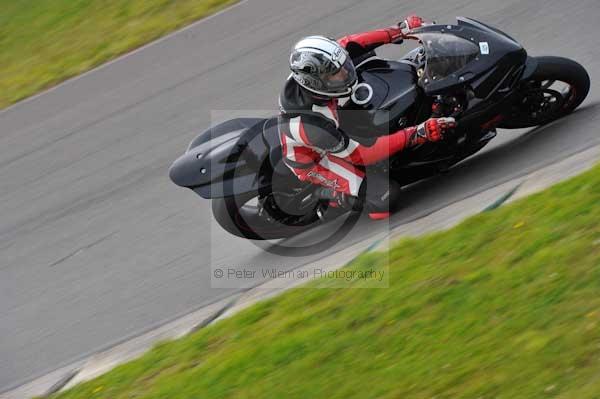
340, 126, 417, 165
337, 27, 403, 50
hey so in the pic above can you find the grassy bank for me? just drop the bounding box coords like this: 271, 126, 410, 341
0, 0, 237, 109
50, 164, 600, 399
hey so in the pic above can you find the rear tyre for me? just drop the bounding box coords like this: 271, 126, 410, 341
499, 56, 590, 129
211, 192, 323, 240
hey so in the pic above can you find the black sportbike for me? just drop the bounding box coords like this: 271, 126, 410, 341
170, 17, 590, 240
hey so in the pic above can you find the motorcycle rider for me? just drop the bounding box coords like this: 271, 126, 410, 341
278, 15, 456, 220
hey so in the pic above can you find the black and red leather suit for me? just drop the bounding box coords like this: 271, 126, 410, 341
278, 19, 453, 219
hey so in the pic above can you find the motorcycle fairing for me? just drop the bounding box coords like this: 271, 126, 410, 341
412, 17, 527, 96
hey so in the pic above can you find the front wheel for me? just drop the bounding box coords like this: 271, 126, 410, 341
499, 56, 590, 129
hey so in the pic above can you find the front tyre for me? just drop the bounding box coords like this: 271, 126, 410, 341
499, 56, 590, 129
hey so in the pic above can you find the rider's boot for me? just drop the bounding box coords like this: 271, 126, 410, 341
362, 171, 402, 221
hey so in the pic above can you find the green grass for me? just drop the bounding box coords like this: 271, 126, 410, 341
50, 164, 600, 399
0, 0, 238, 109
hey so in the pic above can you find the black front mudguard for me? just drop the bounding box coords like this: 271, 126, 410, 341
520, 56, 539, 82
169, 118, 274, 199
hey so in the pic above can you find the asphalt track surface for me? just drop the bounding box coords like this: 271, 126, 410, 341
1, 0, 599, 392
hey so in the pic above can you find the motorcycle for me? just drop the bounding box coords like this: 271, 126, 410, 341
169, 17, 590, 240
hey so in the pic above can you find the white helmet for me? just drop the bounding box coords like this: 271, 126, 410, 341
289, 36, 357, 97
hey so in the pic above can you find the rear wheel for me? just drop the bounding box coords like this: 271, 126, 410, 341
211, 190, 326, 240
499, 56, 590, 129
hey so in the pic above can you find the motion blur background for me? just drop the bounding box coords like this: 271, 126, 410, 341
1, 0, 599, 397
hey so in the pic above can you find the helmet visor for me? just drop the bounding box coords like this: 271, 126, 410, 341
320, 57, 357, 94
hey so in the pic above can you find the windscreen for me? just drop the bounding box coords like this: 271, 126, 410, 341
416, 33, 480, 82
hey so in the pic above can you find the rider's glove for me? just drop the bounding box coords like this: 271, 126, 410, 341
400, 15, 425, 35
389, 15, 425, 43
410, 117, 456, 146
